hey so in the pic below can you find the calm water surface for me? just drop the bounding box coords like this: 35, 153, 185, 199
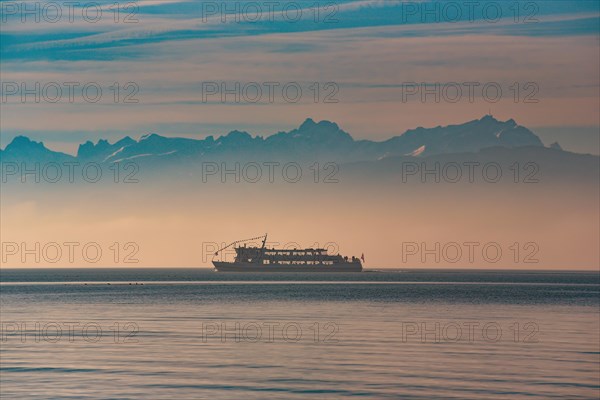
1, 269, 599, 399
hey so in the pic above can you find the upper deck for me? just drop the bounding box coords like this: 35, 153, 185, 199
234, 246, 354, 264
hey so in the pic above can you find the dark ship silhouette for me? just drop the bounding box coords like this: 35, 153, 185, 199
213, 235, 363, 272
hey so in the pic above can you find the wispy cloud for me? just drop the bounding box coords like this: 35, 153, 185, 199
1, 0, 598, 153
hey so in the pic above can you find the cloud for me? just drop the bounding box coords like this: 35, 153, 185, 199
1, 1, 598, 153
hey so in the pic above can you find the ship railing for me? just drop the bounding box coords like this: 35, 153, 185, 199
262, 254, 343, 262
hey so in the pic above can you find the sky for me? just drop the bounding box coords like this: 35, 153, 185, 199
1, 1, 599, 269
1, 0, 599, 154
3, 181, 599, 269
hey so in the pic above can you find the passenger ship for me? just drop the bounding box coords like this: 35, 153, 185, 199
212, 235, 362, 272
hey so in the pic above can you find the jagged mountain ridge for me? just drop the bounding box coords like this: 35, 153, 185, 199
1, 116, 549, 164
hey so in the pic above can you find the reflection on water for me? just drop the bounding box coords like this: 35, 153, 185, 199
1, 269, 599, 399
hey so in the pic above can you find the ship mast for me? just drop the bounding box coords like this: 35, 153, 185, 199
261, 234, 268, 249
213, 234, 268, 260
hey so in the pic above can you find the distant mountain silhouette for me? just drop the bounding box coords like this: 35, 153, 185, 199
376, 115, 543, 157
1, 116, 553, 165
342, 145, 599, 186
3, 116, 597, 187
0, 136, 75, 163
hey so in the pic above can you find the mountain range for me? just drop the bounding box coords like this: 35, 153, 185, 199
1, 116, 552, 165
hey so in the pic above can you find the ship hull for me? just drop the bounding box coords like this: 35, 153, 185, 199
213, 261, 362, 272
